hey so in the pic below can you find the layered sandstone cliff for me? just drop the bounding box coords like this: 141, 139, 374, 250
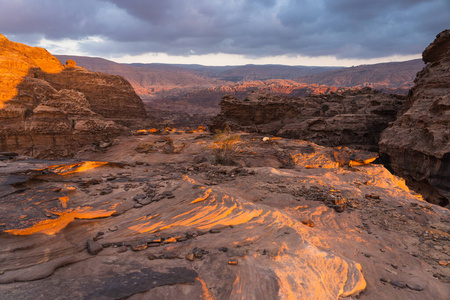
0, 34, 147, 158
380, 30, 450, 206
210, 88, 405, 151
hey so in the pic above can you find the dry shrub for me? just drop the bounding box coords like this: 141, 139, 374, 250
212, 126, 241, 165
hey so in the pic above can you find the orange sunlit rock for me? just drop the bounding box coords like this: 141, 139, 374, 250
191, 188, 212, 204
129, 188, 264, 234
58, 196, 69, 208
183, 175, 196, 184
0, 34, 63, 109
37, 161, 108, 175
5, 206, 115, 235
197, 277, 215, 300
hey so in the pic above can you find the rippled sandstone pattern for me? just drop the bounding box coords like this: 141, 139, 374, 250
0, 131, 448, 299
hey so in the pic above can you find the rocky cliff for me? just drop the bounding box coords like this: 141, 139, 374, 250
210, 88, 405, 151
0, 34, 147, 158
380, 30, 450, 206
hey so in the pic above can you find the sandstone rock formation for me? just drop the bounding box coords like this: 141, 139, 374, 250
380, 29, 450, 206
1, 131, 449, 299
0, 34, 147, 158
210, 88, 405, 151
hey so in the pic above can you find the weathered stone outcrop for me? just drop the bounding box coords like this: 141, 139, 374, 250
210, 88, 405, 151
380, 30, 450, 206
40, 67, 147, 125
0, 34, 147, 158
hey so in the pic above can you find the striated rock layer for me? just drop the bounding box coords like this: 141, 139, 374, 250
210, 88, 405, 152
0, 34, 147, 158
380, 30, 450, 206
1, 131, 449, 299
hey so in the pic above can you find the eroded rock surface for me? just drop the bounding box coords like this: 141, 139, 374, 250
0, 34, 146, 158
380, 30, 450, 207
0, 131, 449, 299
209, 88, 404, 151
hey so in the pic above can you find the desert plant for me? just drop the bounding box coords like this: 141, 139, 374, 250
212, 125, 241, 165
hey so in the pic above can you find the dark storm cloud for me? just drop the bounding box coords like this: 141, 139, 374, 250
0, 0, 448, 58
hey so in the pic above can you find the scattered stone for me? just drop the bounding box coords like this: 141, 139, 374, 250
147, 254, 158, 260
93, 236, 104, 241
301, 219, 315, 227
102, 243, 111, 248
162, 252, 178, 259
109, 226, 118, 232
390, 280, 407, 288
380, 278, 388, 283
138, 198, 153, 205
99, 187, 113, 195
210, 229, 221, 233
131, 241, 148, 251
163, 237, 178, 243
193, 247, 206, 258
86, 239, 103, 255
365, 194, 380, 199
133, 194, 147, 201
334, 204, 345, 213
406, 283, 424, 291
117, 246, 128, 253
134, 203, 143, 208
148, 243, 161, 247
364, 253, 372, 258
228, 259, 238, 265
219, 247, 228, 252
185, 253, 195, 261
438, 261, 448, 266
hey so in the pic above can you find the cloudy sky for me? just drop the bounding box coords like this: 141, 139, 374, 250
1, 0, 448, 66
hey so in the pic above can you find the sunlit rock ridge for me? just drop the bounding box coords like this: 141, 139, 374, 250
0, 34, 147, 158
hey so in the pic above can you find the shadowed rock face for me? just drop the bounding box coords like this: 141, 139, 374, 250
380, 29, 450, 207
40, 67, 147, 125
0, 34, 147, 158
209, 88, 405, 152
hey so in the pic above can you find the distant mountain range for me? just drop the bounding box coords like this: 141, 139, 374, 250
298, 59, 424, 93
56, 55, 423, 97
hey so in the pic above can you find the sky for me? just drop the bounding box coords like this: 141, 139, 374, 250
1, 0, 448, 66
